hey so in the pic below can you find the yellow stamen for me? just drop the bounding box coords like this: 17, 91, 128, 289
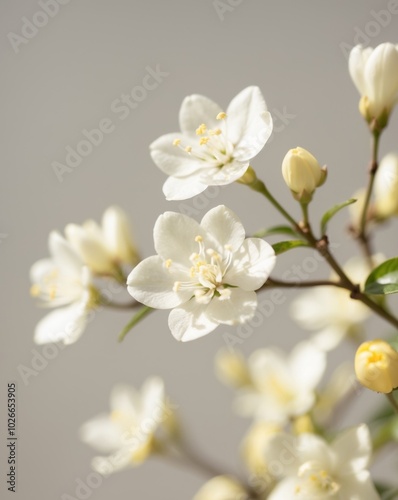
199, 137, 210, 145
164, 259, 172, 269
209, 128, 222, 136
173, 138, 181, 146
185, 146, 192, 153
195, 124, 207, 135
216, 112, 227, 120
173, 282, 181, 292
195, 235, 203, 242
30, 284, 41, 297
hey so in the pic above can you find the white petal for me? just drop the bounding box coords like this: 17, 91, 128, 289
349, 45, 373, 96
150, 133, 203, 176
141, 377, 165, 419
332, 425, 372, 474
179, 94, 223, 136
162, 174, 207, 201
206, 289, 257, 325
34, 302, 88, 345
30, 258, 55, 283
262, 433, 301, 478
268, 478, 298, 500
79, 415, 123, 454
339, 470, 380, 500
289, 341, 326, 390
168, 300, 219, 341
198, 159, 250, 186
226, 86, 272, 158
312, 326, 347, 351
91, 449, 132, 475
110, 384, 141, 416
127, 255, 192, 309
200, 205, 245, 252
49, 231, 82, 277
153, 212, 205, 265
224, 238, 276, 290
102, 206, 138, 265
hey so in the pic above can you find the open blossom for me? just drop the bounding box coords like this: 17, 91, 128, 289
150, 86, 273, 200
65, 205, 139, 277
290, 256, 379, 351
225, 341, 325, 424
127, 205, 276, 341
30, 231, 98, 345
349, 43, 398, 124
264, 425, 379, 499
80, 377, 175, 474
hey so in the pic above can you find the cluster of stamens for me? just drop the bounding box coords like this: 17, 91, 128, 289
295, 462, 340, 497
165, 235, 234, 304
30, 269, 59, 301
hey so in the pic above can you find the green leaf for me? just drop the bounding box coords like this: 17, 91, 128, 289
365, 258, 398, 295
118, 306, 153, 342
272, 240, 309, 255
320, 198, 357, 235
253, 225, 300, 238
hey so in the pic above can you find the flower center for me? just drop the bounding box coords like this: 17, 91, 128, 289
171, 235, 233, 304
295, 461, 340, 498
172, 112, 234, 168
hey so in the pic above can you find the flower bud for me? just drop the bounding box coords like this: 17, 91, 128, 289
349, 43, 398, 128
355, 339, 398, 393
102, 206, 140, 266
374, 153, 398, 219
215, 349, 252, 388
193, 476, 248, 500
242, 423, 281, 475
282, 147, 327, 203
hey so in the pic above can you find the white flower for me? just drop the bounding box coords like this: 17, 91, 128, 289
264, 425, 379, 500
80, 377, 173, 474
193, 476, 249, 500
291, 256, 377, 351
150, 86, 273, 200
349, 43, 398, 122
30, 231, 97, 345
127, 205, 276, 341
374, 153, 398, 219
65, 206, 139, 277
233, 341, 325, 424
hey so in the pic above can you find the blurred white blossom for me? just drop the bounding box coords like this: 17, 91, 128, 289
374, 153, 398, 219
150, 86, 273, 200
193, 475, 249, 500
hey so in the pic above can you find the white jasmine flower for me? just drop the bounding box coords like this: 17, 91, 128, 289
127, 205, 276, 341
349, 43, 398, 123
150, 86, 273, 200
233, 341, 325, 424
264, 425, 379, 499
65, 205, 139, 277
30, 231, 98, 345
80, 377, 174, 474
290, 256, 380, 351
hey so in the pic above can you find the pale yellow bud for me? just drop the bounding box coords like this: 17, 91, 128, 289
215, 349, 252, 388
193, 476, 248, 500
281, 147, 327, 203
355, 339, 398, 393
374, 153, 398, 219
242, 423, 281, 476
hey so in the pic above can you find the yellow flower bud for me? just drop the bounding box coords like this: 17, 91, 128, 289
242, 422, 281, 476
355, 339, 398, 393
193, 476, 248, 500
215, 349, 252, 389
281, 147, 327, 203
374, 153, 398, 220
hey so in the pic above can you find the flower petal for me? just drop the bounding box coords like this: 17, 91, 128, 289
331, 425, 372, 474
127, 255, 192, 309
79, 415, 123, 454
226, 86, 272, 159
339, 470, 380, 500
349, 45, 373, 96
179, 94, 223, 136
168, 300, 219, 341
162, 174, 207, 201
49, 231, 82, 277
199, 160, 250, 186
34, 302, 88, 345
206, 289, 257, 325
289, 341, 326, 390
110, 384, 141, 416
224, 238, 276, 290
150, 133, 203, 177
200, 205, 245, 252
268, 478, 299, 500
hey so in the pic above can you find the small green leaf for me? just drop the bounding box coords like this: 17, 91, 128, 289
253, 225, 300, 238
320, 198, 357, 235
118, 305, 153, 342
365, 258, 398, 295
272, 240, 309, 255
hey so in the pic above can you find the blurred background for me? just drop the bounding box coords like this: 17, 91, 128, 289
1, 0, 398, 498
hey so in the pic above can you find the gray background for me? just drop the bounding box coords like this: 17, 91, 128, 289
1, 1, 398, 498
